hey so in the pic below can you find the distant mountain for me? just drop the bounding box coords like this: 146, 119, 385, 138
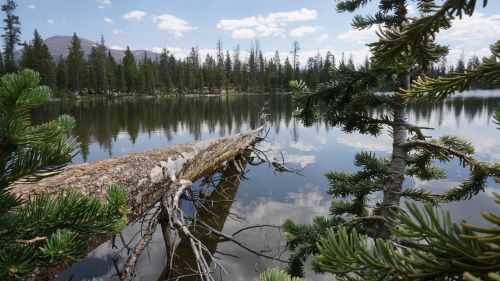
14, 35, 159, 63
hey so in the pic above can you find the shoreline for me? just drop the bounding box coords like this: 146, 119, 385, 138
53, 91, 292, 101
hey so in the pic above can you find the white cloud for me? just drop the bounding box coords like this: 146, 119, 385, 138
123, 10, 147, 21
112, 28, 125, 34
336, 133, 392, 152
283, 153, 316, 168
109, 45, 124, 50
104, 17, 113, 24
317, 33, 329, 42
438, 13, 500, 42
232, 28, 257, 39
290, 141, 320, 152
255, 24, 284, 37
47, 19, 54, 24
338, 25, 379, 44
97, 0, 111, 9
27, 4, 36, 11
289, 25, 321, 37
217, 8, 317, 39
153, 14, 197, 37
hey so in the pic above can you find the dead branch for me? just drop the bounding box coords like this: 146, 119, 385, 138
121, 208, 161, 281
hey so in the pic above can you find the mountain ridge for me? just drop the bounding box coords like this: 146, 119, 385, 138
15, 35, 160, 63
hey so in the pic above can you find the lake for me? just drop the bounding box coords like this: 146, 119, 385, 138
31, 91, 500, 281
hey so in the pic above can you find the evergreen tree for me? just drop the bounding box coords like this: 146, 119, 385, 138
280, 0, 500, 278
88, 35, 108, 94
158, 48, 169, 94
320, 51, 334, 83
56, 55, 68, 93
224, 50, 232, 94
1, 0, 20, 73
0, 69, 129, 280
273, 51, 282, 91
283, 57, 293, 91
21, 29, 56, 89
138, 52, 156, 94
232, 45, 242, 92
106, 50, 117, 93
122, 46, 138, 93
66, 33, 85, 94
456, 51, 466, 73
216, 40, 225, 94
187, 47, 200, 94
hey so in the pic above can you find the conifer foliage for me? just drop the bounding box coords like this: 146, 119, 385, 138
262, 0, 500, 279
0, 69, 129, 280
313, 194, 500, 280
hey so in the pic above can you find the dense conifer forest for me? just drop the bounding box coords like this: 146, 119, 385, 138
0, 0, 496, 97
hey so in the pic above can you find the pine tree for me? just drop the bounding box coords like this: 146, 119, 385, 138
56, 55, 68, 93
0, 69, 129, 280
216, 39, 225, 94
457, 51, 466, 73
232, 45, 242, 92
283, 57, 293, 91
88, 35, 108, 94
224, 50, 232, 94
280, 0, 500, 278
21, 29, 56, 89
66, 33, 85, 94
158, 48, 169, 94
106, 50, 117, 93
1, 0, 20, 73
138, 52, 156, 94
122, 46, 138, 93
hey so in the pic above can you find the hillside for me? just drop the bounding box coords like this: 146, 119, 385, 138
15, 35, 159, 63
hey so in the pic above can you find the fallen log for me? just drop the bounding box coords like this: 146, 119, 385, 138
10, 125, 264, 280
11, 126, 263, 219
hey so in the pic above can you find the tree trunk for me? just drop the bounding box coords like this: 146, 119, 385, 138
381, 70, 409, 220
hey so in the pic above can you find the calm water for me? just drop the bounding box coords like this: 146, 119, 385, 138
31, 91, 500, 281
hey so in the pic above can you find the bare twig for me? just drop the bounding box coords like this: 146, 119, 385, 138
121, 208, 161, 281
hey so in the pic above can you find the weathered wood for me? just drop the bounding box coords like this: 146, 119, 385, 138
10, 126, 263, 281
11, 127, 262, 221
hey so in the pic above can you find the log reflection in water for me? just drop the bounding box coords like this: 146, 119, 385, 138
158, 154, 244, 280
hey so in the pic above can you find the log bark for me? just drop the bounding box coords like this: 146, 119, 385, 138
11, 126, 262, 220
10, 126, 263, 280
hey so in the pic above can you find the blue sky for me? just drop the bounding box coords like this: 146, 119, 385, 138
16, 0, 500, 64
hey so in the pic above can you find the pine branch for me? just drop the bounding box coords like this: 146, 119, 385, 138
402, 41, 500, 101
312, 197, 500, 280
259, 268, 307, 281
369, 0, 488, 67
0, 66, 131, 281
404, 138, 476, 167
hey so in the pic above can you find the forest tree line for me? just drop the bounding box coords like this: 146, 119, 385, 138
0, 0, 496, 97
